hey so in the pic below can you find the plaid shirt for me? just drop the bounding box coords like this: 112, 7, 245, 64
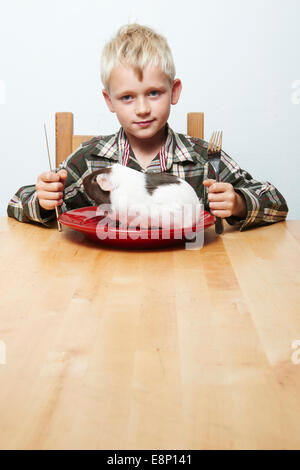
7, 123, 288, 231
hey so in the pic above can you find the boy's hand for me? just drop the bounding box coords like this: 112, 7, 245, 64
36, 169, 68, 211
203, 179, 247, 219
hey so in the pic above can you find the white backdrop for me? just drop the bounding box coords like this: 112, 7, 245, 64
1, 0, 299, 218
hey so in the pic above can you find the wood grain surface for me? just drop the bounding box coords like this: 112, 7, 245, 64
0, 217, 299, 450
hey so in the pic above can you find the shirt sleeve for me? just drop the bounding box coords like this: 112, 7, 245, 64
6, 185, 56, 226
6, 144, 92, 227
219, 150, 289, 231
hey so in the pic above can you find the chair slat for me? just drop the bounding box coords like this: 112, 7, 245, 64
55, 112, 73, 167
187, 112, 204, 140
72, 135, 95, 153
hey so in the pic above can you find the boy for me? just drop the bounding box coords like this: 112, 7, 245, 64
7, 24, 288, 230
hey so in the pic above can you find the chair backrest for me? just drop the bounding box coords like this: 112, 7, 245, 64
55, 112, 204, 167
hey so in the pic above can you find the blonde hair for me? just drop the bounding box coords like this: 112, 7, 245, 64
101, 23, 176, 92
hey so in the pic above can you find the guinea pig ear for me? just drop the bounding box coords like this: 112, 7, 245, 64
96, 173, 117, 191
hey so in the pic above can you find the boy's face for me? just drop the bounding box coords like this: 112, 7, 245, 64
102, 63, 182, 145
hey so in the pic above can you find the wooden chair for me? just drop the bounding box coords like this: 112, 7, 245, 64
55, 112, 204, 167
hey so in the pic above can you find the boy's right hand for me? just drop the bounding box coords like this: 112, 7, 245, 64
36, 169, 68, 211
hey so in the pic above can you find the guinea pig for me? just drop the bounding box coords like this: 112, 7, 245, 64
82, 163, 202, 229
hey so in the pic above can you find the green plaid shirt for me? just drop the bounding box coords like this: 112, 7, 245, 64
7, 123, 288, 231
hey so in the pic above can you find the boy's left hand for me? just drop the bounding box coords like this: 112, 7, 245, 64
203, 179, 247, 219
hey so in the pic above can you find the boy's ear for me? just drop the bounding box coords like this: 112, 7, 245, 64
102, 88, 115, 113
171, 79, 182, 105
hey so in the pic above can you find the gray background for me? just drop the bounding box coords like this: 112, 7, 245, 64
1, 0, 299, 218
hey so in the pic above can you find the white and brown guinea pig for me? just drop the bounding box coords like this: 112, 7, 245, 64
83, 163, 202, 229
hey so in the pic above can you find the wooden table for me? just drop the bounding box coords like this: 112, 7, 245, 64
0, 216, 300, 450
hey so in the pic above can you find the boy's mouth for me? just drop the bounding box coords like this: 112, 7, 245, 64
134, 119, 154, 127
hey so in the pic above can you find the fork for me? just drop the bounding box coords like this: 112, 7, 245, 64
207, 130, 224, 235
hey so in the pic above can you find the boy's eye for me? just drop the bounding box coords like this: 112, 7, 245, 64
121, 95, 132, 101
120, 91, 160, 101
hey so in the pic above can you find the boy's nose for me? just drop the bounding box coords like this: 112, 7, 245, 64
135, 97, 150, 116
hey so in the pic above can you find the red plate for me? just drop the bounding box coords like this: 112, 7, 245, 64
58, 206, 215, 250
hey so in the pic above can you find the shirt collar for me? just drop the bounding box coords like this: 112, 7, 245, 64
90, 122, 199, 169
